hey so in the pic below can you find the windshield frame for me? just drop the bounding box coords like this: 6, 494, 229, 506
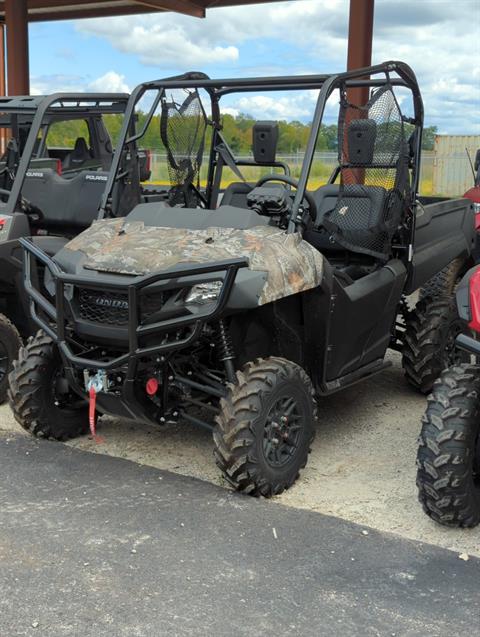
97, 62, 423, 233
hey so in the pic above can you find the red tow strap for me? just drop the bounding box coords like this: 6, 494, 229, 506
88, 385, 104, 444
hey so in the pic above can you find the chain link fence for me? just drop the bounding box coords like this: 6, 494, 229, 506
149, 151, 436, 194
432, 136, 480, 197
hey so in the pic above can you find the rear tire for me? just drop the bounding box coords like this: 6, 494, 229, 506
8, 331, 88, 440
213, 357, 316, 497
402, 297, 470, 394
419, 257, 467, 300
0, 314, 22, 404
417, 364, 480, 528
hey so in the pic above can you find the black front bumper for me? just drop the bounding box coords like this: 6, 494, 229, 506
21, 237, 247, 369
21, 238, 248, 423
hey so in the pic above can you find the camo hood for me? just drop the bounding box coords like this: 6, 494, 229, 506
64, 218, 324, 305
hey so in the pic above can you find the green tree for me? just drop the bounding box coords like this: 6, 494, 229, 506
421, 126, 438, 151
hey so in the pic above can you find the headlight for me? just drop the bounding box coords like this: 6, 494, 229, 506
473, 202, 480, 214
185, 281, 222, 305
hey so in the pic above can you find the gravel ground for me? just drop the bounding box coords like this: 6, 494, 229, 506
2, 350, 479, 557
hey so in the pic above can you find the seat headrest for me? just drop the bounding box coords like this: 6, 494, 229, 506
72, 137, 90, 158
347, 119, 377, 166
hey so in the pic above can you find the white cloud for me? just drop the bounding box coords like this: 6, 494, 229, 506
74, 1, 338, 69
73, 0, 480, 133
371, 8, 480, 134
30, 74, 84, 95
233, 90, 320, 120
87, 71, 130, 94
76, 16, 239, 67
222, 106, 240, 117
30, 71, 130, 96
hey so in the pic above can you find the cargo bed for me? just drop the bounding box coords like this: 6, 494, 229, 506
405, 196, 475, 294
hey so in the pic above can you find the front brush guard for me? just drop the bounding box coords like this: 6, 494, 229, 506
21, 237, 248, 371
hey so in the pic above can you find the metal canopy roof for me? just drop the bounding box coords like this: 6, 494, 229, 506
0, 0, 280, 21
0, 0, 375, 122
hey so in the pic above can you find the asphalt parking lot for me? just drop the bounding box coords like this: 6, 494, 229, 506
1, 434, 479, 637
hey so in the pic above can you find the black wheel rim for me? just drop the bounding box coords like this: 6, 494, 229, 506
262, 395, 304, 468
0, 340, 8, 382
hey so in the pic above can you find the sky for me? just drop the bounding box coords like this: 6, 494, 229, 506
28, 0, 480, 134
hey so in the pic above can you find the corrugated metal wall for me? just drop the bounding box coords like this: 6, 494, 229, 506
432, 135, 480, 196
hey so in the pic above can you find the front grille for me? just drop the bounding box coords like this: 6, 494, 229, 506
76, 289, 168, 327
78, 289, 130, 325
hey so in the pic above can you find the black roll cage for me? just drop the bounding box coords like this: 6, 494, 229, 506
18, 62, 425, 395
0, 92, 129, 216
98, 61, 423, 248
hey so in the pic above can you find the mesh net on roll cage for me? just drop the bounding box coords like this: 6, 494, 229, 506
160, 89, 207, 207
322, 83, 410, 260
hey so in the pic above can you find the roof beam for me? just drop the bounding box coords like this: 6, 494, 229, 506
24, 7, 162, 21
133, 0, 205, 18
0, 2, 166, 22
0, 0, 205, 20
25, 0, 125, 8
0, 0, 284, 22
0, 0, 141, 10
197, 0, 279, 5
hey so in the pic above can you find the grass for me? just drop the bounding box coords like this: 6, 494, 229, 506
147, 158, 435, 195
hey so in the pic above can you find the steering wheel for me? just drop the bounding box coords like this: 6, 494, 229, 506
254, 174, 317, 222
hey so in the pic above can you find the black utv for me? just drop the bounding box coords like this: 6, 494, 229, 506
10, 62, 475, 496
0, 92, 157, 400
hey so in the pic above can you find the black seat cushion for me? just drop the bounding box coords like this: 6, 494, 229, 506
324, 185, 386, 232
220, 182, 253, 208
322, 184, 387, 257
63, 137, 91, 171
304, 184, 342, 252
304, 184, 387, 256
312, 184, 340, 221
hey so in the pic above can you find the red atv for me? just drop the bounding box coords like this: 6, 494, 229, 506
416, 264, 480, 527
465, 149, 480, 246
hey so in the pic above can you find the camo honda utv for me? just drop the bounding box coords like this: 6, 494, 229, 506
10, 62, 475, 496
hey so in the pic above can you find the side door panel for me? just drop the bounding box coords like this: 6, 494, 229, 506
325, 260, 406, 380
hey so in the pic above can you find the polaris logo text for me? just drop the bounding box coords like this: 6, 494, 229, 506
93, 297, 128, 310
26, 171, 44, 178
85, 174, 108, 182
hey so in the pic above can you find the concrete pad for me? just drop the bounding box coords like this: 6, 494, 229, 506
1, 352, 479, 557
